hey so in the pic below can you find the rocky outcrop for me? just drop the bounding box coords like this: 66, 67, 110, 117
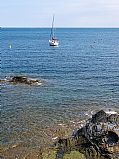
56, 110, 119, 159
0, 76, 42, 85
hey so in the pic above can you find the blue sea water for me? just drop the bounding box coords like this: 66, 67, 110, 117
1, 28, 119, 146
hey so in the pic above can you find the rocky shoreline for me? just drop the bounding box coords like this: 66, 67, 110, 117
0, 109, 118, 159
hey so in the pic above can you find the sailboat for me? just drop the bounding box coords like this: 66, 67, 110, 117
49, 15, 59, 46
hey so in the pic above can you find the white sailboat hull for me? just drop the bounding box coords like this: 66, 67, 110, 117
49, 39, 59, 46
49, 15, 59, 46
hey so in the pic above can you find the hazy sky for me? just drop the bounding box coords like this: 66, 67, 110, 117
1, 0, 119, 27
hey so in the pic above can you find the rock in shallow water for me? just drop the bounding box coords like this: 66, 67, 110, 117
0, 76, 42, 86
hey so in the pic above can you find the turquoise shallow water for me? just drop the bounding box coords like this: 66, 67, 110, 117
1, 28, 119, 146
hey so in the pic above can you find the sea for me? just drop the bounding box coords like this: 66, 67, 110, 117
1, 28, 119, 148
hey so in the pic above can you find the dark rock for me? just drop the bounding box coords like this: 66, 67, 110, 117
10, 76, 28, 83
0, 76, 42, 85
91, 110, 108, 123
1, 76, 42, 85
55, 110, 119, 159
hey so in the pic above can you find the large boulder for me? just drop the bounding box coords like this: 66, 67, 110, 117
56, 110, 119, 159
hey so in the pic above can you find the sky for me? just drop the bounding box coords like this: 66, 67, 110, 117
0, 0, 119, 27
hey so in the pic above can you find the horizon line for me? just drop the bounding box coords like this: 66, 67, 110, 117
1, 26, 119, 29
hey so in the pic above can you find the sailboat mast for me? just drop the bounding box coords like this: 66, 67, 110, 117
50, 15, 54, 39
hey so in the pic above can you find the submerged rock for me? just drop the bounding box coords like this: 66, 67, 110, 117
55, 109, 119, 159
